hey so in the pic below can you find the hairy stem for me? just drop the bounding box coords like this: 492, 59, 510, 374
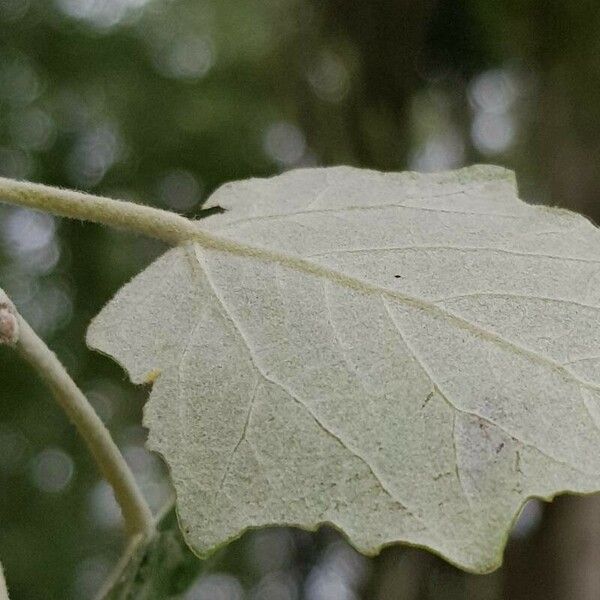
0, 290, 154, 538
0, 177, 199, 245
0, 176, 257, 257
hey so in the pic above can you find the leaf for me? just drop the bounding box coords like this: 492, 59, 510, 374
99, 502, 213, 600
87, 165, 600, 573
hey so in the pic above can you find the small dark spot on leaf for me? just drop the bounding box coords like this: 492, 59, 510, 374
394, 274, 402, 278
422, 391, 434, 408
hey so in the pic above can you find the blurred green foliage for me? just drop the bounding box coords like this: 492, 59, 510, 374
1, 1, 600, 598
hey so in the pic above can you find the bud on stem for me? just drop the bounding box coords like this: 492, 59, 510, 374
0, 292, 18, 346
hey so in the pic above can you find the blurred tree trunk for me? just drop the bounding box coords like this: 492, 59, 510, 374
365, 548, 432, 600
472, 1, 600, 221
505, 496, 600, 600
305, 0, 437, 168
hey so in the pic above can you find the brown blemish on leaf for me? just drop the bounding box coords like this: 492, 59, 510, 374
422, 391, 434, 408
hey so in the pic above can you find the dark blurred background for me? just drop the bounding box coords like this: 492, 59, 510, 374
1, 1, 600, 599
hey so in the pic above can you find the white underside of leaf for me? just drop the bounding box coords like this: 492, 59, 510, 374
87, 165, 600, 573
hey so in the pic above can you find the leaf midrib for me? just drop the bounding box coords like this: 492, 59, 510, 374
190, 227, 600, 399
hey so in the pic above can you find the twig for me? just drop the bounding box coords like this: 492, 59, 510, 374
0, 289, 155, 538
